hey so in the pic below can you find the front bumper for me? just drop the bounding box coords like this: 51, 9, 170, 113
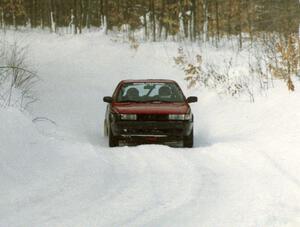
111, 120, 193, 140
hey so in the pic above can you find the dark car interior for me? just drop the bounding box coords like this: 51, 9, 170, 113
117, 82, 185, 103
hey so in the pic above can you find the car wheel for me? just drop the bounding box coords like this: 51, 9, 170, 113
183, 128, 194, 148
108, 125, 119, 147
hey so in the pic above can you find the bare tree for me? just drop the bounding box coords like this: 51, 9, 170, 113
0, 41, 38, 110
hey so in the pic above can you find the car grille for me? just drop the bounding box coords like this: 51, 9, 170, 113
123, 127, 183, 136
137, 114, 169, 121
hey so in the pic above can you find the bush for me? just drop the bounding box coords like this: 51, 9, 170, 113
174, 47, 257, 102
266, 34, 298, 91
0, 40, 38, 110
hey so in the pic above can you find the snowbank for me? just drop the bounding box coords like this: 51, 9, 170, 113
0, 30, 300, 227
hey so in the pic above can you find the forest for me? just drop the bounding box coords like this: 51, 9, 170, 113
0, 0, 300, 43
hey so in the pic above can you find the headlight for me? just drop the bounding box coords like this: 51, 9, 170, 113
168, 114, 192, 120
120, 114, 137, 120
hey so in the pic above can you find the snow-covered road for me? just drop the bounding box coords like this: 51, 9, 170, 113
1, 31, 300, 227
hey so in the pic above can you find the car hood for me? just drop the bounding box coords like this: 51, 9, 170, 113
112, 102, 189, 114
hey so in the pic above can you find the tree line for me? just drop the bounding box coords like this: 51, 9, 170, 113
0, 0, 299, 42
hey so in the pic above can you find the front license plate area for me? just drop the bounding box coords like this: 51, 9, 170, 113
145, 137, 158, 142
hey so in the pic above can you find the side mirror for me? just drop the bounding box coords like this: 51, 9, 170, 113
186, 96, 198, 103
103, 96, 113, 103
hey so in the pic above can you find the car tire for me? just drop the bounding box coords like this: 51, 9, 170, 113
108, 125, 119, 147
183, 128, 194, 148
104, 121, 108, 137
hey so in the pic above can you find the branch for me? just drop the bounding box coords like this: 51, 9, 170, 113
0, 65, 37, 76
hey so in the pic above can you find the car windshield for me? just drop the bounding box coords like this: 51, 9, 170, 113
116, 82, 185, 103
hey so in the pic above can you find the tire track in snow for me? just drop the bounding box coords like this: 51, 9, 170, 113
122, 147, 201, 226
85, 145, 203, 227
256, 149, 300, 190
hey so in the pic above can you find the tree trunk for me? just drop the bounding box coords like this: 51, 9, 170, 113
99, 0, 104, 27
144, 11, 148, 40
238, 0, 242, 49
245, 0, 253, 44
78, 0, 83, 34
203, 0, 209, 42
69, 9, 75, 34
13, 13, 17, 29
0, 7, 4, 29
73, 0, 78, 34
86, 0, 91, 29
191, 0, 197, 41
55, 0, 60, 28
215, 0, 220, 43
34, 0, 38, 27
150, 0, 156, 41
158, 0, 165, 39
49, 0, 56, 33
104, 0, 108, 34
179, 0, 188, 38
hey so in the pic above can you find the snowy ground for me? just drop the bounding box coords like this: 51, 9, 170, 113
1, 30, 300, 227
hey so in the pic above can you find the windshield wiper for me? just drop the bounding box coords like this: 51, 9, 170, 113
119, 100, 143, 103
143, 100, 174, 103
119, 99, 175, 103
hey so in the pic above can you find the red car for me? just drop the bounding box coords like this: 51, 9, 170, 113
103, 79, 197, 147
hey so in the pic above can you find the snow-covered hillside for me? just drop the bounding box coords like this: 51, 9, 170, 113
1, 30, 300, 227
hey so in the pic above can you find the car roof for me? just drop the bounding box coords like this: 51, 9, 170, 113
120, 79, 177, 84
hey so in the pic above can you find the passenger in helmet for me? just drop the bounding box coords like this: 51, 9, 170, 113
159, 86, 172, 100
126, 87, 139, 101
